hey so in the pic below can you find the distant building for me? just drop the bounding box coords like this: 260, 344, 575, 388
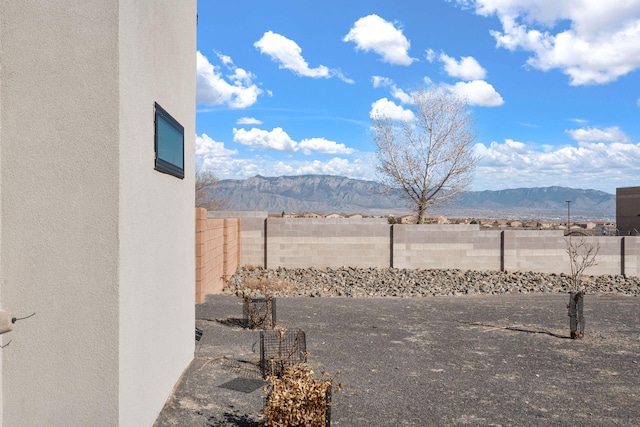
596, 224, 618, 236
617, 186, 640, 235
421, 214, 448, 224
574, 222, 596, 230
326, 213, 344, 218
399, 215, 417, 224
396, 214, 449, 224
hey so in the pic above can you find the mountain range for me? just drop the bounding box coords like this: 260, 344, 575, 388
213, 175, 616, 221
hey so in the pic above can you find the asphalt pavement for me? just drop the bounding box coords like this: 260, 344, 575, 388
154, 294, 640, 427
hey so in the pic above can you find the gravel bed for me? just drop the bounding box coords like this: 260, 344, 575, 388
225, 266, 640, 298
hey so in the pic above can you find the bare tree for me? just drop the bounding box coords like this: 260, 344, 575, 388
372, 87, 478, 224
565, 235, 599, 292
195, 169, 230, 211
565, 235, 599, 338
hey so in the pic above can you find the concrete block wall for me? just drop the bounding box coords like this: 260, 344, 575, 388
196, 209, 224, 302
195, 209, 240, 303
503, 230, 568, 274
393, 225, 501, 270
240, 217, 267, 267
587, 236, 623, 276
266, 218, 390, 268
503, 231, 624, 276
208, 211, 266, 268
223, 218, 241, 281
199, 214, 640, 288
623, 236, 640, 277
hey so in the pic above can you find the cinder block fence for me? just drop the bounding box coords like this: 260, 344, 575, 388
198, 212, 640, 300
195, 208, 240, 303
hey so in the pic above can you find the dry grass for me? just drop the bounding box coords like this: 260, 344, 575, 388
234, 278, 288, 329
243, 277, 289, 295
262, 362, 341, 427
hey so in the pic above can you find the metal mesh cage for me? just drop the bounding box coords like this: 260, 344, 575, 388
243, 297, 276, 329
260, 328, 307, 378
325, 384, 332, 427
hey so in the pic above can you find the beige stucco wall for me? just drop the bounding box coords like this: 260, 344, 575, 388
1, 2, 120, 425
118, 1, 196, 425
0, 10, 3, 420
0, 1, 195, 426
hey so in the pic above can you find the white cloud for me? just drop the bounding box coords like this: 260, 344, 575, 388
444, 80, 505, 107
372, 76, 393, 88
369, 98, 416, 121
390, 86, 413, 104
198, 155, 376, 181
371, 77, 413, 104
473, 136, 640, 192
637, 98, 640, 107
197, 156, 261, 179
232, 127, 354, 154
425, 49, 437, 62
298, 138, 355, 155
195, 134, 238, 158
289, 157, 370, 177
196, 51, 264, 109
217, 53, 233, 65
566, 126, 630, 143
455, 0, 640, 85
255, 31, 354, 83
373, 71, 501, 108
233, 127, 297, 151
195, 134, 239, 171
237, 117, 263, 125
343, 14, 416, 65
439, 53, 487, 80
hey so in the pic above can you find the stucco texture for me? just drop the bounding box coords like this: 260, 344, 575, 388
0, 1, 196, 426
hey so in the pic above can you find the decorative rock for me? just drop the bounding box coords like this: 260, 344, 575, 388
224, 267, 640, 298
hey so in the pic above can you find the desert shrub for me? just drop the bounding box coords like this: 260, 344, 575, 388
261, 328, 307, 377
236, 278, 288, 329
262, 362, 341, 427
242, 277, 288, 296
243, 295, 276, 329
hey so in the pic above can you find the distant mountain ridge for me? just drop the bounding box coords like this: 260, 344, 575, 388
448, 186, 614, 221
214, 175, 615, 221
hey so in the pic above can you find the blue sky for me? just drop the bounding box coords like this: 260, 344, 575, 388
195, 0, 640, 194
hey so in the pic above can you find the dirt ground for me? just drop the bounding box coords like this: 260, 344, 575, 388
154, 294, 640, 426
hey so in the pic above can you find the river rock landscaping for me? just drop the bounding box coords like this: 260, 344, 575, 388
225, 266, 640, 298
